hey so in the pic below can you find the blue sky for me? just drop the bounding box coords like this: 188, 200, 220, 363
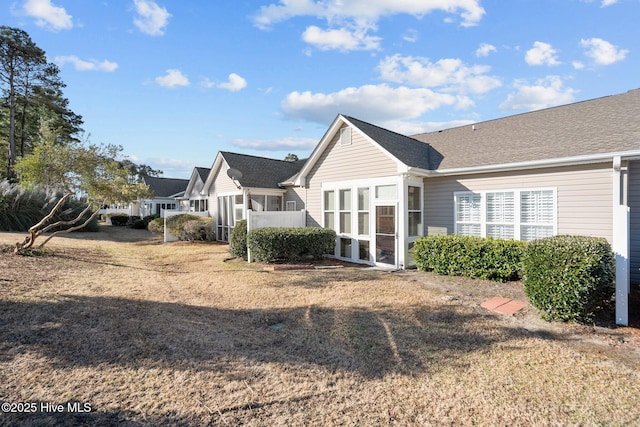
5, 0, 639, 178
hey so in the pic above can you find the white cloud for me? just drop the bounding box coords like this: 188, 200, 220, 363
499, 76, 577, 111
232, 136, 318, 151
281, 84, 462, 124
601, 0, 618, 6
133, 0, 171, 36
572, 61, 585, 70
525, 41, 561, 66
22, 0, 72, 31
377, 54, 501, 94
475, 43, 496, 57
302, 25, 381, 51
402, 29, 418, 43
253, 0, 484, 51
253, 0, 485, 29
217, 73, 248, 92
54, 55, 118, 72
580, 37, 628, 65
155, 69, 189, 88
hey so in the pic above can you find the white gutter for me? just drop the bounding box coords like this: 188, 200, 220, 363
407, 149, 640, 177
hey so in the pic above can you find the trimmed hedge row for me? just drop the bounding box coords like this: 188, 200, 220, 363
522, 235, 615, 323
246, 227, 336, 263
413, 235, 526, 282
414, 234, 615, 323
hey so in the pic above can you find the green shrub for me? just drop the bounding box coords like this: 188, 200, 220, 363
129, 218, 147, 229
164, 214, 214, 241
247, 227, 336, 263
182, 218, 214, 241
165, 214, 201, 236
522, 235, 615, 323
142, 214, 158, 225
109, 214, 129, 226
413, 235, 526, 282
229, 219, 247, 258
147, 217, 164, 234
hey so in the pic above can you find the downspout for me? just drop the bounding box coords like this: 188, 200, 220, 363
613, 156, 630, 325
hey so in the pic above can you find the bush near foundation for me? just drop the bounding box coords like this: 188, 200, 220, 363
413, 235, 526, 282
164, 214, 214, 241
108, 214, 129, 226
147, 217, 164, 234
247, 227, 336, 263
229, 220, 247, 258
522, 235, 615, 323
182, 219, 215, 241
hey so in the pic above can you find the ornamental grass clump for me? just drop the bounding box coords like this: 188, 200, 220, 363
522, 235, 615, 323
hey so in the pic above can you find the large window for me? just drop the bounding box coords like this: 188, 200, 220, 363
455, 193, 482, 237
190, 199, 208, 212
339, 189, 352, 234
455, 189, 555, 241
407, 186, 422, 237
357, 187, 369, 235
486, 191, 514, 239
234, 195, 244, 222
323, 190, 335, 230
520, 190, 555, 240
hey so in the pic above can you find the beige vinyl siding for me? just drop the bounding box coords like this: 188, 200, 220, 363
285, 187, 306, 214
210, 162, 240, 195
188, 178, 204, 198
209, 162, 241, 220
305, 125, 399, 227
425, 162, 613, 241
629, 161, 640, 283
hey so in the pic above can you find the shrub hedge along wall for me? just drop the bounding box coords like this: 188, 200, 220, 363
413, 235, 526, 282
414, 234, 616, 324
522, 235, 615, 323
246, 227, 336, 263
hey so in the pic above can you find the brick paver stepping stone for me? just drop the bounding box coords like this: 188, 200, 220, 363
481, 297, 527, 315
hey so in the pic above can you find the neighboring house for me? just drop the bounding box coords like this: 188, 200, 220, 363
169, 88, 638, 324
280, 88, 640, 325
181, 167, 211, 213
138, 176, 190, 217
201, 151, 306, 242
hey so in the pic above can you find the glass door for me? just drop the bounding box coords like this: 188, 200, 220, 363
375, 205, 396, 265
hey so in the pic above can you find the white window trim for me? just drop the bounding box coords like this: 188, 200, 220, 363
454, 187, 557, 241
285, 201, 297, 211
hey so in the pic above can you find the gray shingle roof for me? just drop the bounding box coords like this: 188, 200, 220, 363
195, 167, 210, 182
220, 151, 306, 189
344, 115, 432, 170
412, 88, 640, 170
143, 176, 189, 197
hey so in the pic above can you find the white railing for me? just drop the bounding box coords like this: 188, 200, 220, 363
247, 209, 306, 231
246, 209, 306, 262
161, 209, 209, 218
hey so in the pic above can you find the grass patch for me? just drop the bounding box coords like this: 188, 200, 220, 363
0, 227, 639, 425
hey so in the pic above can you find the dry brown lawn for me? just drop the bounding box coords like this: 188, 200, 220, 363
1, 225, 640, 426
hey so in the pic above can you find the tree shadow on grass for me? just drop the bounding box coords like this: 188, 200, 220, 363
0, 295, 560, 380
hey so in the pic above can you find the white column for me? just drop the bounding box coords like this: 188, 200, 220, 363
613, 156, 630, 326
